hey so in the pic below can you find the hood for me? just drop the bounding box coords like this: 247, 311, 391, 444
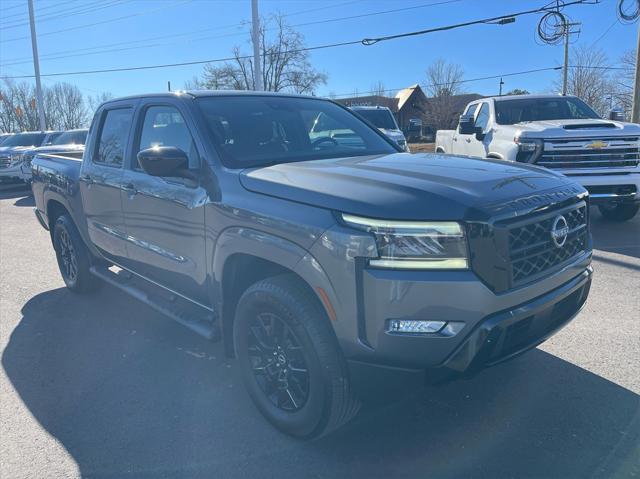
31, 144, 85, 154
0, 146, 35, 155
515, 118, 640, 138
240, 153, 585, 221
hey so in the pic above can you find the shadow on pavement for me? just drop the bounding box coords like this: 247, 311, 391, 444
13, 195, 35, 208
589, 210, 640, 260
3, 286, 639, 478
0, 186, 30, 201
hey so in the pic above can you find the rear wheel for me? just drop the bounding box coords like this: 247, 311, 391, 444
234, 275, 360, 439
53, 214, 100, 293
598, 203, 639, 222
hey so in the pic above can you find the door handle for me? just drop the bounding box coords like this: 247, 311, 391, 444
453, 137, 457, 142
465, 138, 471, 143
80, 174, 94, 184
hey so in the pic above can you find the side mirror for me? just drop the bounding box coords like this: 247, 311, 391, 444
137, 146, 189, 177
458, 114, 475, 135
609, 110, 624, 121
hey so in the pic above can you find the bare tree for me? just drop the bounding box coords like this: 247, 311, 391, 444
370, 80, 386, 97
50, 83, 88, 129
87, 91, 114, 116
425, 58, 465, 130
612, 49, 635, 120
199, 13, 327, 94
506, 88, 530, 95
555, 46, 614, 116
1, 79, 106, 132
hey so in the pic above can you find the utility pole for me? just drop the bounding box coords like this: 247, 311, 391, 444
168, 81, 171, 92
27, 0, 46, 131
251, 0, 263, 91
632, 24, 640, 123
499, 78, 504, 96
562, 21, 581, 96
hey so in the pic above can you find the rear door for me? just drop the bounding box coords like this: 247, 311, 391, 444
119, 100, 209, 304
80, 101, 136, 262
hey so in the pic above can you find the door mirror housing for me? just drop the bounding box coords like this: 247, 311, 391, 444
137, 146, 189, 177
458, 114, 475, 135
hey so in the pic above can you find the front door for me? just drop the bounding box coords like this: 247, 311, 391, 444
80, 103, 135, 263
120, 102, 209, 304
465, 102, 491, 158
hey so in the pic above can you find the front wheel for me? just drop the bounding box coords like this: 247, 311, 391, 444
233, 275, 360, 439
598, 203, 639, 222
53, 214, 100, 293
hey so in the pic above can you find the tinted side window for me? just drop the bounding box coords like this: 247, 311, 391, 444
137, 106, 198, 168
463, 103, 478, 116
95, 108, 133, 167
475, 103, 490, 130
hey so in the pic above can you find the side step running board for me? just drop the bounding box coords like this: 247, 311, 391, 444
90, 265, 220, 341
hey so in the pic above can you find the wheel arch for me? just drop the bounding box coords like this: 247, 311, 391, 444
213, 227, 339, 358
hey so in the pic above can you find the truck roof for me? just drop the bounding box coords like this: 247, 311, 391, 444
484, 94, 579, 102
103, 90, 323, 104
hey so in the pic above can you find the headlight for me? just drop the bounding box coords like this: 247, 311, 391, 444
514, 137, 543, 163
341, 214, 468, 269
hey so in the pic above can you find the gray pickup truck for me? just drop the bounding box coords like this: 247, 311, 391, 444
32, 91, 593, 438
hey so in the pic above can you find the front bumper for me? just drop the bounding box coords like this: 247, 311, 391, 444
0, 162, 30, 182
563, 172, 640, 205
442, 266, 591, 374
345, 251, 592, 372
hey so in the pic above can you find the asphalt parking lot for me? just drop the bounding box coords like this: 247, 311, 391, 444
0, 184, 638, 479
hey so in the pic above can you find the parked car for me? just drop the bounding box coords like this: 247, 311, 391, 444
435, 94, 640, 221
20, 129, 88, 182
0, 131, 62, 183
350, 105, 409, 151
32, 91, 592, 438
0, 133, 15, 145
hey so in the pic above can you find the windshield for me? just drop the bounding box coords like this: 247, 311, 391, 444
1, 133, 46, 147
495, 97, 600, 125
196, 96, 397, 169
352, 108, 398, 130
53, 130, 88, 146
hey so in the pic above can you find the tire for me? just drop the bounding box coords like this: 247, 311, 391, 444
233, 275, 360, 439
53, 214, 100, 293
598, 203, 639, 222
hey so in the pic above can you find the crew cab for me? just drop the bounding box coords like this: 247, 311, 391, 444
436, 94, 640, 221
32, 91, 592, 438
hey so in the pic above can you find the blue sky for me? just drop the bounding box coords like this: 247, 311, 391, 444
0, 0, 635, 99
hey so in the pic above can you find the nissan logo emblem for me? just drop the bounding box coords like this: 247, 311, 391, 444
551, 215, 569, 248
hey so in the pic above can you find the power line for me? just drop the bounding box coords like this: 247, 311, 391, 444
1, 0, 192, 43
0, 0, 127, 30
360, 0, 598, 45
0, 0, 89, 22
0, 0, 461, 66
1, 0, 600, 79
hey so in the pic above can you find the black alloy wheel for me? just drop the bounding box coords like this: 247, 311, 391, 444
247, 312, 310, 412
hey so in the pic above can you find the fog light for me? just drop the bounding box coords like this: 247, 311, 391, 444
388, 320, 447, 334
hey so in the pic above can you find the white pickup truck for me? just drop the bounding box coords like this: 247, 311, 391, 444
436, 94, 640, 221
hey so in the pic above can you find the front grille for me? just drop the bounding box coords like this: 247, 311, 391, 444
536, 137, 640, 169
0, 156, 10, 169
508, 204, 588, 285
